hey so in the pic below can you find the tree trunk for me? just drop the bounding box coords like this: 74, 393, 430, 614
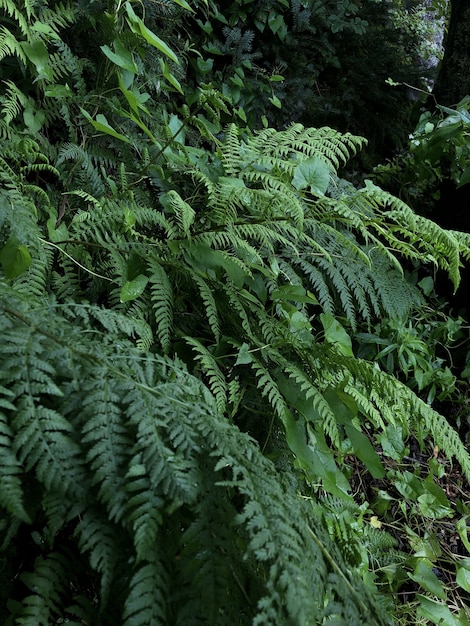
433, 0, 470, 106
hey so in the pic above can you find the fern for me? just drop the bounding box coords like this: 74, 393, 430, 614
185, 336, 227, 413
1, 7, 469, 618
148, 257, 174, 353
0, 290, 390, 624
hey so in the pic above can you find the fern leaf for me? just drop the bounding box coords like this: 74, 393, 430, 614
185, 336, 227, 413
123, 560, 168, 626
0, 409, 30, 521
147, 259, 173, 353
81, 374, 133, 522
16, 553, 70, 626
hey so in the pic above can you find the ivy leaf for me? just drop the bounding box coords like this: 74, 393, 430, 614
0, 236, 32, 279
120, 275, 149, 302
292, 156, 330, 195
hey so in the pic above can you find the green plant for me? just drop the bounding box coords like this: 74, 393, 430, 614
2, 1, 470, 624
374, 96, 470, 214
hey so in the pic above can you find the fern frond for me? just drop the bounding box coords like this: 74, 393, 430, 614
282, 362, 341, 448
16, 553, 70, 625
123, 559, 168, 626
81, 373, 133, 522
147, 258, 174, 353
185, 336, 227, 413
0, 409, 30, 521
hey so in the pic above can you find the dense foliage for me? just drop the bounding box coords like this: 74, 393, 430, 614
1, 1, 470, 624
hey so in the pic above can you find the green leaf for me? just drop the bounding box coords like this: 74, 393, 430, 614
0, 236, 32, 279
80, 108, 131, 144
344, 424, 385, 478
268, 13, 286, 36
284, 410, 351, 499
324, 387, 385, 478
456, 559, 470, 593
457, 517, 470, 553
120, 275, 149, 302
418, 276, 434, 296
417, 595, 463, 625
20, 40, 53, 81
320, 312, 353, 356
269, 95, 282, 109
170, 0, 195, 11
292, 156, 330, 195
44, 84, 73, 98
410, 559, 446, 600
101, 41, 138, 73
23, 105, 46, 133
378, 425, 405, 461
125, 2, 179, 64
457, 165, 470, 188
271, 284, 318, 304
235, 342, 253, 365
160, 60, 184, 94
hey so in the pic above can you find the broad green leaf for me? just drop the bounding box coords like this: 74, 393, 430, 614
170, 0, 195, 11
268, 13, 286, 36
160, 60, 184, 94
269, 95, 282, 109
0, 237, 32, 279
292, 156, 330, 195
320, 312, 353, 356
23, 105, 45, 133
118, 75, 151, 115
125, 3, 179, 64
276, 373, 322, 424
101, 42, 138, 73
457, 165, 470, 188
44, 84, 73, 98
456, 559, 470, 593
20, 40, 53, 81
80, 108, 131, 144
418, 276, 434, 296
324, 387, 385, 478
235, 342, 253, 365
344, 424, 385, 478
46, 215, 69, 243
457, 517, 470, 552
284, 410, 351, 500
417, 595, 463, 625
120, 274, 149, 303
378, 425, 406, 461
410, 559, 446, 599
271, 284, 318, 304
